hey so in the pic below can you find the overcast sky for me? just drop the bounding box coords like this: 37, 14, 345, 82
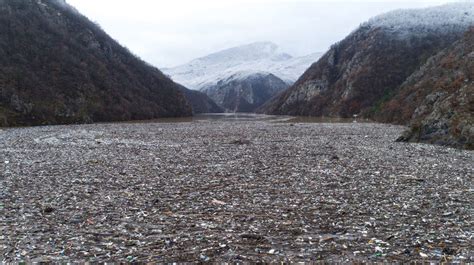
67, 0, 461, 68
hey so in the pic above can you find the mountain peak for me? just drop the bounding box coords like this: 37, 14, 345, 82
190, 41, 288, 66
238, 41, 279, 53
165, 42, 322, 90
241, 41, 277, 48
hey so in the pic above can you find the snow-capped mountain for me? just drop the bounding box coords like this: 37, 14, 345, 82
164, 42, 322, 90
202, 72, 289, 113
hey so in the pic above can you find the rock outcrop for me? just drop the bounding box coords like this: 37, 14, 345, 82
392, 28, 473, 149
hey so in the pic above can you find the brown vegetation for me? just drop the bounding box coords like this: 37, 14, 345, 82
392, 28, 474, 149
261, 23, 473, 149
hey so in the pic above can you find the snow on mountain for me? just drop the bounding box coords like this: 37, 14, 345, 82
365, 2, 474, 37
164, 42, 322, 90
262, 2, 473, 119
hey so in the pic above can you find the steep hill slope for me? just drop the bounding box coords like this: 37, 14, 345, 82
0, 0, 191, 126
177, 86, 223, 114
202, 72, 288, 112
390, 28, 473, 149
262, 3, 474, 119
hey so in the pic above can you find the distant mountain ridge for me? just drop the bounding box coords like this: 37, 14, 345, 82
0, 0, 192, 126
164, 42, 321, 112
164, 42, 322, 90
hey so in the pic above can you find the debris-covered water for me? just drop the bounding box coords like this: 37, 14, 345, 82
0, 116, 472, 263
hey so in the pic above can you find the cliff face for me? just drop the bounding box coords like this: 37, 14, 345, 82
393, 29, 473, 149
261, 4, 473, 118
202, 72, 288, 113
0, 0, 191, 126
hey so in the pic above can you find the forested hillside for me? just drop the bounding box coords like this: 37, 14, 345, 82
0, 0, 191, 126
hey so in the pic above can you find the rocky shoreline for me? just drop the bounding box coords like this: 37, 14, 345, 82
1, 118, 472, 263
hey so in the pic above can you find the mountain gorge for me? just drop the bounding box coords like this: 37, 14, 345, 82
261, 3, 474, 148
164, 42, 322, 112
0, 0, 471, 149
0, 0, 192, 126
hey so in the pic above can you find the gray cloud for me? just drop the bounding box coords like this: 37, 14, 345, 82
67, 0, 460, 67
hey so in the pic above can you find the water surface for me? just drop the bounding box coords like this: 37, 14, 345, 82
122, 113, 372, 124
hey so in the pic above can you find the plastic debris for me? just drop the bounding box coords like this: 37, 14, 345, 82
0, 116, 472, 263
